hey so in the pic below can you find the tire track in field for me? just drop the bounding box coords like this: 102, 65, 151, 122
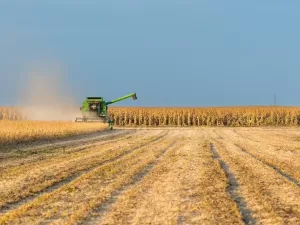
0, 130, 137, 170
232, 130, 260, 143
1, 129, 124, 153
0, 131, 169, 216
214, 138, 300, 224
231, 128, 300, 156
216, 129, 300, 186
210, 143, 255, 225
81, 141, 179, 225
0, 130, 134, 161
234, 144, 300, 187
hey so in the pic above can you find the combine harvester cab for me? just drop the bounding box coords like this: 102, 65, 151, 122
75, 93, 137, 123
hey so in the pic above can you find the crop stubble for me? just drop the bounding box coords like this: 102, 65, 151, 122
0, 128, 300, 224
0, 130, 164, 212
212, 128, 300, 224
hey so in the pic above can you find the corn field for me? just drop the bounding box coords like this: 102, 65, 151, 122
2, 106, 300, 126
0, 108, 23, 120
109, 107, 300, 127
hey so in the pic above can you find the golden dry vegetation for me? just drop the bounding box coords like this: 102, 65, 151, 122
0, 107, 22, 120
0, 128, 300, 224
3, 106, 300, 127
0, 120, 107, 147
109, 106, 300, 126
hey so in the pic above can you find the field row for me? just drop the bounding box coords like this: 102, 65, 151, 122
0, 108, 22, 121
0, 120, 107, 148
210, 128, 300, 224
110, 107, 300, 126
0, 128, 300, 224
3, 106, 300, 126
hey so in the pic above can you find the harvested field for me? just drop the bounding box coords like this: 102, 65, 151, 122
1, 127, 300, 224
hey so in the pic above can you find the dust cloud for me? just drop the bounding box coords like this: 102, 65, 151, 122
18, 63, 81, 121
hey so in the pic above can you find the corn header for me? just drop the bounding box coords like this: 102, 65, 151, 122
75, 93, 137, 124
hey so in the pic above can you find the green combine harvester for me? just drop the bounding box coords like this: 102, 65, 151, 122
75, 93, 137, 124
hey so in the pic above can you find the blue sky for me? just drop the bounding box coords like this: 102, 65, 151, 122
1, 1, 300, 107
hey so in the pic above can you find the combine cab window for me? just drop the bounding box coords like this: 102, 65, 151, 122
89, 102, 100, 112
